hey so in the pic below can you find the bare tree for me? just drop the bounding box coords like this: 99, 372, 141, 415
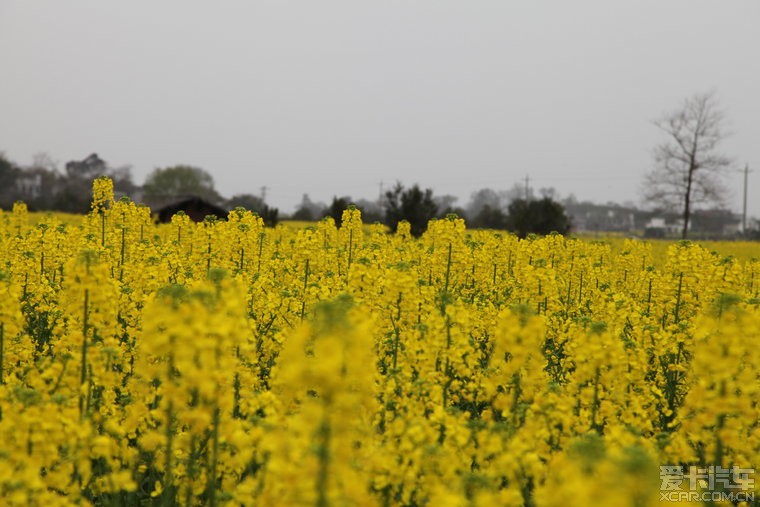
643, 91, 732, 239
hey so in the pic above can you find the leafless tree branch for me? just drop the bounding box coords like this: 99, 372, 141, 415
642, 90, 732, 238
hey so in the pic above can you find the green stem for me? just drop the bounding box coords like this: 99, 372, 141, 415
207, 234, 212, 275
511, 373, 522, 428
85, 364, 93, 416
257, 233, 265, 274
163, 339, 176, 507
714, 380, 726, 466
119, 227, 126, 281
316, 414, 331, 507
163, 401, 174, 507
185, 437, 197, 507
674, 272, 684, 323
79, 289, 89, 420
391, 324, 400, 371
0, 322, 4, 386
300, 259, 310, 322
444, 242, 452, 293
161, 334, 177, 507
590, 367, 601, 433
209, 405, 220, 507
347, 228, 354, 273
233, 373, 241, 419
0, 322, 5, 386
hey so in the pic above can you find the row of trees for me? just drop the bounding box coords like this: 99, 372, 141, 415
295, 182, 570, 238
140, 164, 281, 226
0, 153, 137, 213
0, 156, 282, 225
0, 152, 571, 237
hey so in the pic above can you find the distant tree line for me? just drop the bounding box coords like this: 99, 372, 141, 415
1, 152, 137, 213
0, 153, 281, 226
1, 151, 572, 236
293, 181, 571, 238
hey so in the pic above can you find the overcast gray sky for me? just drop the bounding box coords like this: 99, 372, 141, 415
1, 1, 758, 215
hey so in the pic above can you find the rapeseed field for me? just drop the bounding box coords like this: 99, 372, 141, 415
0, 178, 757, 506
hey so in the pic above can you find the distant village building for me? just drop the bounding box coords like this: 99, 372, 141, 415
643, 215, 683, 238
563, 199, 742, 239
16, 172, 43, 199
563, 201, 640, 232
643, 209, 742, 239
147, 196, 229, 223
690, 209, 742, 238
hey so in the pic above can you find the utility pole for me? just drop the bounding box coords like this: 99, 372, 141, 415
524, 175, 530, 201
260, 185, 268, 202
743, 164, 748, 233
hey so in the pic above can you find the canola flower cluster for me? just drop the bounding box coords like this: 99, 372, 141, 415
0, 177, 758, 506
